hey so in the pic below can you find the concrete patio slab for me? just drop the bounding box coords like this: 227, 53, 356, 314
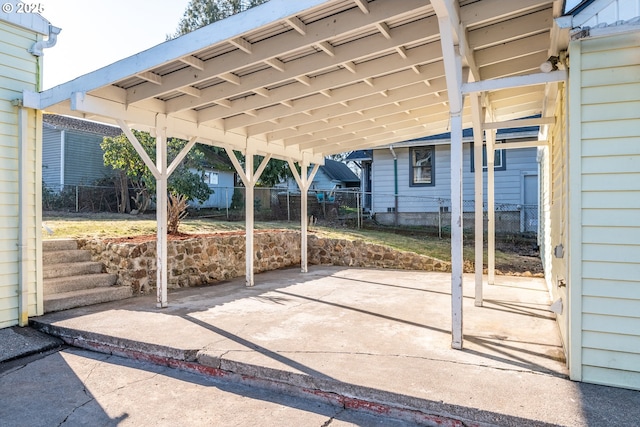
30, 266, 640, 426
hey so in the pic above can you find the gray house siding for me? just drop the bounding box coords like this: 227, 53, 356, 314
42, 126, 61, 190
194, 169, 235, 209
63, 131, 113, 186
310, 169, 334, 191
371, 143, 538, 229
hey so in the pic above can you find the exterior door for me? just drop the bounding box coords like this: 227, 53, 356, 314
523, 174, 538, 232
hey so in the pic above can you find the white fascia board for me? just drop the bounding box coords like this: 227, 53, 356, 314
462, 70, 567, 94
37, 0, 330, 109
375, 130, 540, 149
0, 2, 51, 35
69, 92, 323, 163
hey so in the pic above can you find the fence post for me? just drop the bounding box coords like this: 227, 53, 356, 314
438, 200, 442, 239
75, 185, 79, 212
287, 189, 290, 222
356, 191, 361, 229
225, 187, 229, 219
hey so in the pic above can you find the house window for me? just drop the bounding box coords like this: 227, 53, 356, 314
410, 146, 435, 186
470, 143, 507, 172
204, 171, 219, 185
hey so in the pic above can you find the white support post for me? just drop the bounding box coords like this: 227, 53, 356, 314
450, 111, 464, 350
470, 93, 484, 307
245, 154, 255, 286
433, 0, 466, 350
299, 163, 309, 273
156, 127, 168, 308
288, 158, 320, 273
487, 129, 496, 285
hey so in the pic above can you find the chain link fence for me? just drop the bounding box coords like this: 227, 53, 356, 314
43, 184, 537, 236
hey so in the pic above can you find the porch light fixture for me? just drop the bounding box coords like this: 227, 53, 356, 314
540, 56, 560, 73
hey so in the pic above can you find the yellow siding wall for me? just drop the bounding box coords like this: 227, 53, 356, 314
545, 83, 569, 349
0, 21, 42, 328
572, 31, 640, 390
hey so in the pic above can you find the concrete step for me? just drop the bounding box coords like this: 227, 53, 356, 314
43, 249, 92, 266
44, 286, 133, 313
43, 261, 104, 280
44, 273, 117, 296
43, 239, 77, 252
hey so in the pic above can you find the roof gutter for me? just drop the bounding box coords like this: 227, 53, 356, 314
29, 24, 61, 56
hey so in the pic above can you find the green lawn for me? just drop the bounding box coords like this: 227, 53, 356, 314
42, 212, 517, 266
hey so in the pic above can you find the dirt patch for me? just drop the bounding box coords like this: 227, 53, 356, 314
494, 241, 544, 276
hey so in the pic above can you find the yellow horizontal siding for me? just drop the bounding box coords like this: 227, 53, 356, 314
583, 295, 640, 319
583, 279, 640, 300
0, 21, 40, 328
583, 243, 640, 263
0, 293, 18, 311
583, 348, 640, 373
581, 65, 640, 87
581, 30, 640, 54
582, 137, 640, 157
0, 313, 19, 329
581, 119, 639, 140
582, 176, 640, 192
582, 83, 640, 104
583, 226, 640, 245
583, 313, 640, 336
582, 191, 640, 208
583, 330, 640, 353
583, 366, 640, 390
583, 262, 640, 283
582, 208, 640, 226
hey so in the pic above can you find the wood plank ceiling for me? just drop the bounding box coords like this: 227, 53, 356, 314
38, 0, 565, 163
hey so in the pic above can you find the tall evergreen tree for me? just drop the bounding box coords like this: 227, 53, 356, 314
171, 0, 269, 38
170, 0, 298, 188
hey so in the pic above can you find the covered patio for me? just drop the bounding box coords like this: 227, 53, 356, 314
30, 266, 596, 426
25, 0, 569, 349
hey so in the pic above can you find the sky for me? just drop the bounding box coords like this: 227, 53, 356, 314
38, 0, 191, 89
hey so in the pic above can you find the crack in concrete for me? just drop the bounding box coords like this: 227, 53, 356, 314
269, 349, 565, 379
57, 397, 94, 427
320, 407, 345, 427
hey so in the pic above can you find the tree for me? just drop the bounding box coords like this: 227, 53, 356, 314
101, 131, 212, 232
170, 0, 269, 38
170, 0, 295, 189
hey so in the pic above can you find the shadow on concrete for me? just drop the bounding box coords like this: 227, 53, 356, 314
0, 350, 128, 427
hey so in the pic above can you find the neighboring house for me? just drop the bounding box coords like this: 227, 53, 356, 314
42, 113, 121, 191
348, 127, 540, 233
0, 5, 57, 327
43, 113, 235, 209
193, 149, 235, 209
282, 158, 360, 193
539, 0, 640, 390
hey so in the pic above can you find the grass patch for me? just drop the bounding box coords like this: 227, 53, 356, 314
42, 212, 529, 269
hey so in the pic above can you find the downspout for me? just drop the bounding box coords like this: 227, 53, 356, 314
15, 103, 29, 326
29, 24, 61, 57
389, 146, 398, 226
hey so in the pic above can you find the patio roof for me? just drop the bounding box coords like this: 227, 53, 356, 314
24, 0, 571, 348
29, 0, 568, 164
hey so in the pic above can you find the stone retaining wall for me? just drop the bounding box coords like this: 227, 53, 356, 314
78, 231, 450, 294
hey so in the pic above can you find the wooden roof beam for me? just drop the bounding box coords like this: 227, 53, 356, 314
179, 55, 205, 71
316, 41, 335, 57
219, 72, 241, 85
286, 16, 307, 35
265, 58, 286, 72
229, 37, 253, 54
136, 71, 162, 85
375, 22, 392, 39
353, 0, 369, 14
